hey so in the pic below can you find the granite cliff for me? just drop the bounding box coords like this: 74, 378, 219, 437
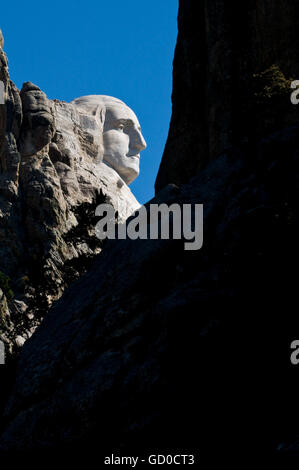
155, 0, 299, 191
0, 46, 139, 358
0, 1, 299, 464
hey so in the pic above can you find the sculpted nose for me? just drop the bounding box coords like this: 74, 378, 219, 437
140, 134, 147, 150
132, 129, 147, 152
139, 133, 147, 151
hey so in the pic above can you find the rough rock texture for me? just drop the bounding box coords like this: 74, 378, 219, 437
0, 124, 298, 463
155, 0, 299, 192
1, 1, 299, 465
0, 49, 139, 357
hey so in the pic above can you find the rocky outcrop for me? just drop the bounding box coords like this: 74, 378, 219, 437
155, 0, 299, 192
0, 123, 298, 463
0, 47, 139, 356
19, 82, 56, 157
1, 1, 299, 464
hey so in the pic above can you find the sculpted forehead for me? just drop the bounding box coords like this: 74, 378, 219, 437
71, 95, 134, 117
72, 95, 124, 108
71, 95, 141, 129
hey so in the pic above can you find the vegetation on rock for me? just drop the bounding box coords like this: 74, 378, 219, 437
0, 271, 13, 300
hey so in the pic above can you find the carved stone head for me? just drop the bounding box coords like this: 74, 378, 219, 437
72, 95, 147, 184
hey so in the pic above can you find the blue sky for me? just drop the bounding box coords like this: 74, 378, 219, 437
1, 0, 178, 203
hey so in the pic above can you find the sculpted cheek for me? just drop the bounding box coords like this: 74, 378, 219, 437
103, 131, 129, 156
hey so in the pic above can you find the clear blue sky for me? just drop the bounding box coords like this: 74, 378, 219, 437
1, 0, 178, 203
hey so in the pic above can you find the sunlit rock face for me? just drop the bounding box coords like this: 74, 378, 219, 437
72, 95, 147, 185
0, 40, 144, 356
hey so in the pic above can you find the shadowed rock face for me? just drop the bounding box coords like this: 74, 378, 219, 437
0, 125, 298, 462
155, 0, 299, 192
0, 48, 140, 357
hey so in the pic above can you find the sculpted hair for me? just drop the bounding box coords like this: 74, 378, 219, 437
71, 95, 126, 112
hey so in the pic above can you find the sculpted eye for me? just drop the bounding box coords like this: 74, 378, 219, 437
117, 123, 125, 131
